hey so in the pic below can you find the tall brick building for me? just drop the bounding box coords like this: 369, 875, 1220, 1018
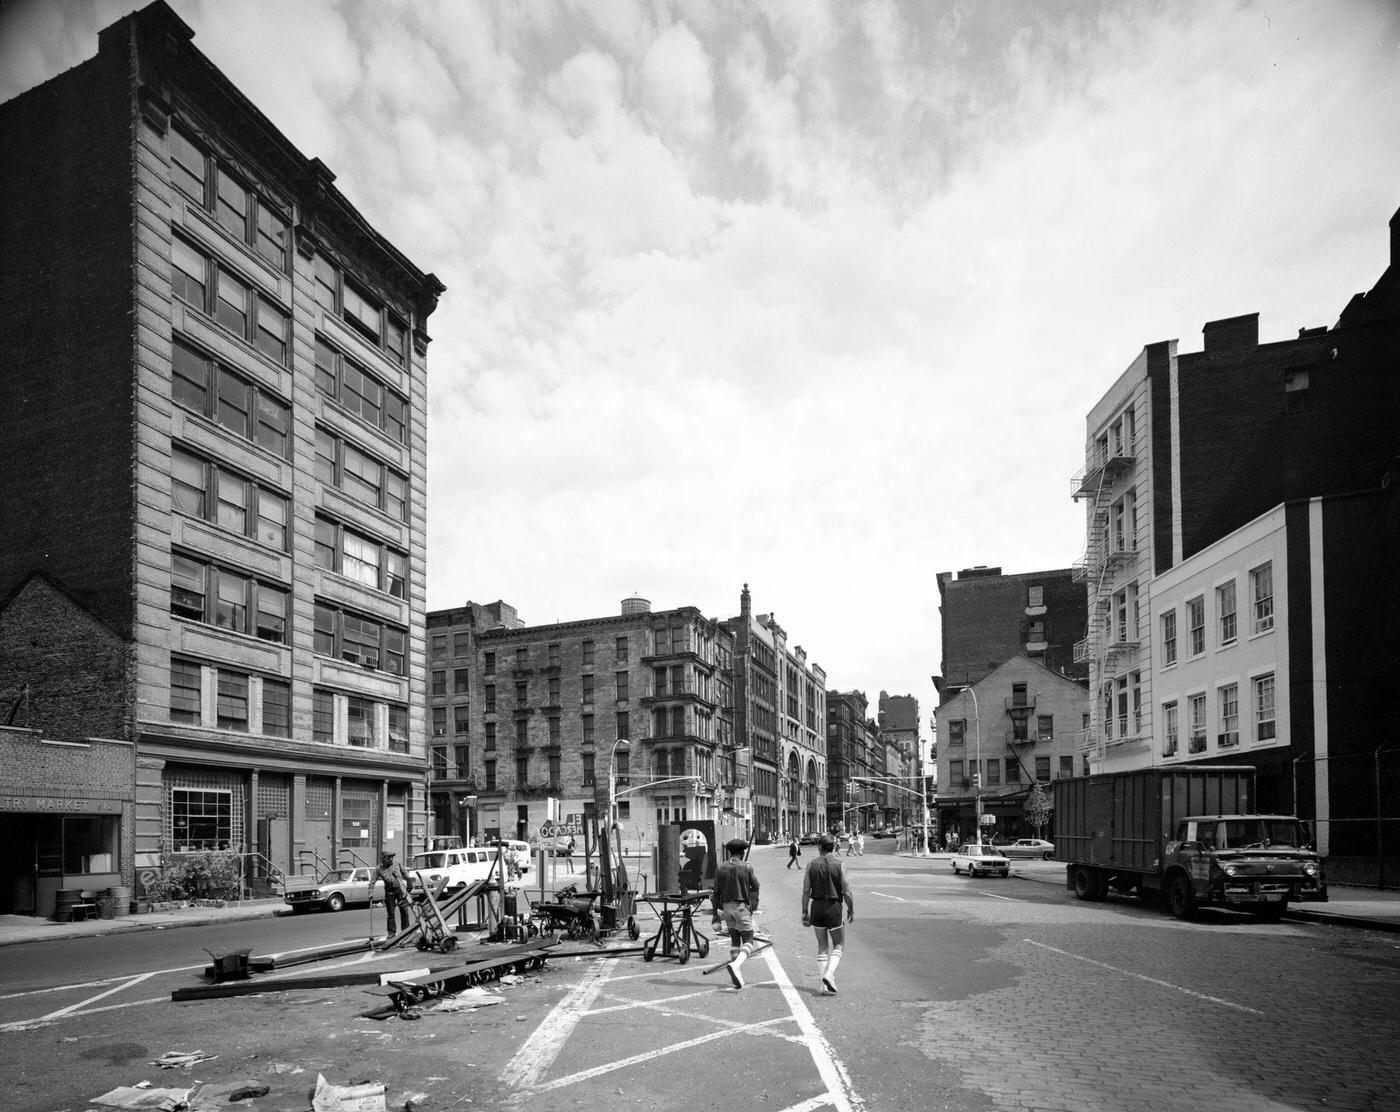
425, 598, 738, 853
934, 565, 1088, 701
1074, 206, 1400, 882
0, 2, 442, 914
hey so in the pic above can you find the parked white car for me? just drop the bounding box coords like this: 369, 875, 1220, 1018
997, 838, 1056, 860
283, 867, 383, 913
951, 843, 1011, 878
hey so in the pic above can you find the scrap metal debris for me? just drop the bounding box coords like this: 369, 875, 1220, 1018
150, 1050, 216, 1069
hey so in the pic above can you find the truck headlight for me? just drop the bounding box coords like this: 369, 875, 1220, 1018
1303, 863, 1319, 876
1220, 863, 1238, 877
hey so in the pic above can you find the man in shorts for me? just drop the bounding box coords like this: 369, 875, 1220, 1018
802, 834, 855, 995
710, 838, 760, 990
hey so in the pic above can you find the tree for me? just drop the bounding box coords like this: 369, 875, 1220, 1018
1023, 782, 1053, 838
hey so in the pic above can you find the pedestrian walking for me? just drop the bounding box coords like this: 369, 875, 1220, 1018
844, 831, 854, 856
802, 834, 854, 995
856, 832, 865, 856
375, 849, 413, 938
710, 839, 761, 990
787, 835, 801, 869
561, 834, 576, 874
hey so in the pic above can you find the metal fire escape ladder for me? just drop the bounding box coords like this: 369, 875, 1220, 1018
1072, 466, 1115, 761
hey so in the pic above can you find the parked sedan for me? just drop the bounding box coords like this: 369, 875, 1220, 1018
997, 838, 1056, 860
283, 867, 384, 913
951, 844, 1011, 878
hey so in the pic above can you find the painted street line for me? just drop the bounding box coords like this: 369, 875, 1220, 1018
869, 891, 909, 902
499, 956, 615, 1093
1025, 940, 1263, 1014
0, 972, 157, 1032
765, 947, 867, 1111
525, 1016, 794, 1093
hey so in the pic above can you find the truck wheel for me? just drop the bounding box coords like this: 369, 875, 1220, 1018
1072, 867, 1098, 901
1167, 874, 1196, 920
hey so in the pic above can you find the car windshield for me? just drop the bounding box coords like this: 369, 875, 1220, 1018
411, 853, 446, 869
320, 870, 354, 883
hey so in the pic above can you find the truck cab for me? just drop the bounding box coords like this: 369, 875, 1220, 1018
1164, 815, 1327, 919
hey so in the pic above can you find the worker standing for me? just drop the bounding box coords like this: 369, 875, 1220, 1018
376, 850, 413, 938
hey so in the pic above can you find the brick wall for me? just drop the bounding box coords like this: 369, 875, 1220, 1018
0, 46, 138, 636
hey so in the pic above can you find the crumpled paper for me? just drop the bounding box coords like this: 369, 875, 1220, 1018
311, 1073, 386, 1112
89, 1086, 193, 1110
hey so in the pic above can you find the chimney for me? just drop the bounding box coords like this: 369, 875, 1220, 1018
1202, 313, 1259, 357
740, 583, 751, 621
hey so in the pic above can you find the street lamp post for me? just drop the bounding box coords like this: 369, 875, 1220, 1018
968, 685, 982, 842
607, 738, 631, 845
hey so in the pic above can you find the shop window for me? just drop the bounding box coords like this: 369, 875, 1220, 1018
172, 788, 232, 851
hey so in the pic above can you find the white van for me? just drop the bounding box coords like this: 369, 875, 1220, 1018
408, 847, 503, 892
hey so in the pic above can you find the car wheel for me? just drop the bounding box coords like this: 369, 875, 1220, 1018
326, 893, 345, 913
1043, 851, 1053, 860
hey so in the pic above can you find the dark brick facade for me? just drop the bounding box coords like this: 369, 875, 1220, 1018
936, 566, 1088, 700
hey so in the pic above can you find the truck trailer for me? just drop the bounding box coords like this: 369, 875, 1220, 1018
1057, 765, 1327, 920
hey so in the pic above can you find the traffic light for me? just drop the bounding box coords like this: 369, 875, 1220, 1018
971, 773, 981, 789
845, 782, 852, 801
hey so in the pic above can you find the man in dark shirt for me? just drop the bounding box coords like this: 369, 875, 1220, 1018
710, 838, 760, 990
802, 834, 854, 995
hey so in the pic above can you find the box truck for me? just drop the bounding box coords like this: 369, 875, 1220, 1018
1058, 765, 1326, 920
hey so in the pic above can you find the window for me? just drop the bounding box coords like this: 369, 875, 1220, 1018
454, 668, 469, 695
313, 516, 408, 597
616, 671, 629, 701
1218, 683, 1239, 747
1035, 755, 1051, 780
1113, 584, 1138, 643
582, 714, 594, 745
515, 718, 528, 745
484, 652, 496, 676
388, 705, 409, 753
582, 674, 595, 703
1251, 563, 1274, 633
549, 717, 561, 746
616, 711, 629, 741
1005, 759, 1020, 783
170, 127, 289, 269
170, 237, 289, 361
616, 636, 629, 663
1162, 609, 1178, 666
485, 760, 497, 790
263, 679, 290, 738
1162, 701, 1179, 756
168, 551, 288, 643
314, 338, 410, 444
1060, 756, 1075, 779
172, 339, 291, 456
452, 744, 468, 775
515, 681, 527, 705
1217, 580, 1237, 645
985, 761, 1000, 785
582, 752, 595, 787
948, 719, 965, 746
485, 722, 497, 750
1284, 367, 1311, 413
314, 427, 410, 521
312, 603, 408, 675
347, 696, 376, 747
453, 632, 471, 657
1188, 694, 1207, 754
582, 640, 595, 666
216, 671, 249, 731
515, 647, 529, 668
432, 707, 447, 737
1036, 715, 1053, 742
170, 658, 202, 723
615, 752, 630, 785
1187, 596, 1206, 657
1254, 674, 1276, 740
485, 685, 496, 713
1027, 584, 1044, 608
313, 689, 335, 744
432, 670, 447, 698
548, 676, 561, 704
172, 789, 231, 851
515, 753, 529, 785
453, 705, 470, 736
431, 745, 448, 778
312, 254, 409, 362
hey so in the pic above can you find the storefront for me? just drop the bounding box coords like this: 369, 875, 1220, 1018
0, 792, 130, 917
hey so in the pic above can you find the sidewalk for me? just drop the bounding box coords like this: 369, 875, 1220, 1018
903, 850, 1400, 934
0, 898, 288, 948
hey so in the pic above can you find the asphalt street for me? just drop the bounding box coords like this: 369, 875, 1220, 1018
2, 844, 1398, 1111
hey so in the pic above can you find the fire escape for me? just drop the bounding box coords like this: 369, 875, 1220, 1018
1071, 433, 1145, 761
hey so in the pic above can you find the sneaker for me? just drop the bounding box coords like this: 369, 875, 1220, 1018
727, 963, 745, 990
822, 976, 837, 995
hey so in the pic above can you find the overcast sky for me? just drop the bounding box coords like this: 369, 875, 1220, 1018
4, 0, 1398, 732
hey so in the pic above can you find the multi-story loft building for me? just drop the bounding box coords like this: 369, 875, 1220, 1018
877, 691, 921, 827
424, 598, 738, 851
0, 1, 442, 915
1074, 206, 1400, 782
724, 585, 827, 842
933, 566, 1087, 703
933, 655, 1089, 845
424, 601, 523, 838
826, 691, 879, 833
1075, 205, 1399, 883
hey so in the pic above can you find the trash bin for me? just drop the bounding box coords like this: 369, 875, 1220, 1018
98, 895, 115, 919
